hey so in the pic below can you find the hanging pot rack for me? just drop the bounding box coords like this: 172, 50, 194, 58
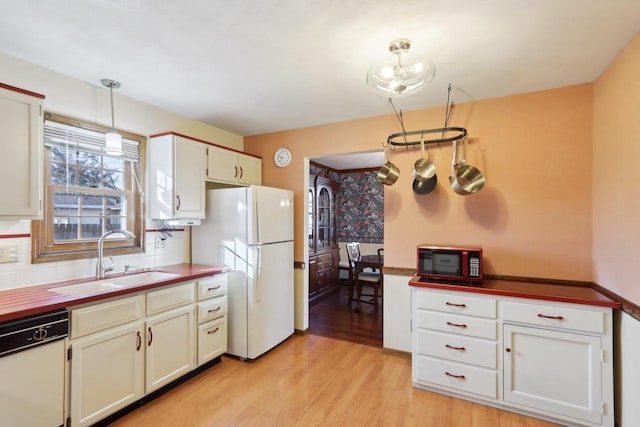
386, 126, 468, 147
385, 83, 468, 148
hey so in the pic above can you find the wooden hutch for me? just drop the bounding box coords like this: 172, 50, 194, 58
308, 170, 340, 300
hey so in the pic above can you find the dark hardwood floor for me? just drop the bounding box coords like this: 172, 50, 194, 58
308, 283, 383, 347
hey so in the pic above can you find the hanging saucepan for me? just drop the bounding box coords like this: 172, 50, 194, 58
376, 146, 400, 186
449, 137, 485, 195
412, 137, 438, 194
412, 135, 436, 181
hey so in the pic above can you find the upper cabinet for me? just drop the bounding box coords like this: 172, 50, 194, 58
0, 83, 45, 219
148, 133, 206, 220
206, 145, 262, 186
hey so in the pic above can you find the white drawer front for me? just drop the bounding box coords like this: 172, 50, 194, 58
502, 301, 604, 334
414, 355, 497, 399
198, 317, 227, 365
417, 310, 497, 340
416, 330, 497, 369
197, 274, 227, 301
416, 290, 496, 319
71, 295, 144, 339
197, 297, 227, 324
146, 282, 195, 316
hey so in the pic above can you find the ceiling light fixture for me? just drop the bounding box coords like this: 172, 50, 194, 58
366, 39, 435, 98
101, 78, 122, 156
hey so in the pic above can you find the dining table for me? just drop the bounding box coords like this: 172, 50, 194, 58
353, 254, 384, 311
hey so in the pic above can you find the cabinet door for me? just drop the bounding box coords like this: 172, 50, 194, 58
70, 322, 144, 427
197, 316, 227, 365
0, 85, 43, 218
308, 256, 318, 296
238, 153, 262, 185
503, 324, 602, 425
145, 305, 195, 393
206, 145, 239, 184
174, 136, 205, 218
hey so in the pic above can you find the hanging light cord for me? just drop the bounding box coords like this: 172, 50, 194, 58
108, 85, 116, 132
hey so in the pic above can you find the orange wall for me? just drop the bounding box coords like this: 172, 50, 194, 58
245, 84, 594, 281
593, 32, 640, 304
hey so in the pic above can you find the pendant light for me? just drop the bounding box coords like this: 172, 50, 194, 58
366, 39, 435, 98
101, 78, 122, 156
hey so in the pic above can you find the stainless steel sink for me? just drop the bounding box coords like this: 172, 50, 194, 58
47, 271, 180, 296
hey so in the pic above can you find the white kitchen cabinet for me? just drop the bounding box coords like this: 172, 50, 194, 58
206, 144, 262, 186
503, 324, 603, 424
196, 274, 228, 365
411, 286, 615, 427
69, 297, 144, 426
145, 305, 195, 392
148, 133, 206, 220
67, 281, 198, 426
412, 289, 498, 400
0, 83, 44, 219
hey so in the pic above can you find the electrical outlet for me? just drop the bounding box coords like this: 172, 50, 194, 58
155, 235, 166, 249
0, 245, 19, 263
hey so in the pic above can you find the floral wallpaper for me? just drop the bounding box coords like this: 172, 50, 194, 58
311, 165, 384, 244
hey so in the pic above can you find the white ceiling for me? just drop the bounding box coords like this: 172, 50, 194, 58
1, 2, 639, 151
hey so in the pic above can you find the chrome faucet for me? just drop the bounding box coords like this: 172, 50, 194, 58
96, 229, 136, 279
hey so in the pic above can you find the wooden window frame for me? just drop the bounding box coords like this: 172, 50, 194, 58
31, 113, 146, 263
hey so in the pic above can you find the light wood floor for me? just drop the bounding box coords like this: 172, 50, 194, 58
110, 334, 558, 427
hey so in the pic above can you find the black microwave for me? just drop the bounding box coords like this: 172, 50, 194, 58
417, 244, 483, 283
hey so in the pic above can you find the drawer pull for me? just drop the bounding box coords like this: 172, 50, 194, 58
207, 285, 221, 291
537, 313, 564, 320
445, 344, 466, 351
136, 331, 142, 351
445, 372, 466, 380
147, 327, 153, 346
445, 302, 467, 308
446, 321, 468, 328
208, 307, 222, 313
207, 327, 220, 335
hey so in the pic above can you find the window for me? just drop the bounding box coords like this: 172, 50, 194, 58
32, 114, 146, 263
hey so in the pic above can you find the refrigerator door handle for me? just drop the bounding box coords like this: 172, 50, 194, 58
255, 246, 261, 303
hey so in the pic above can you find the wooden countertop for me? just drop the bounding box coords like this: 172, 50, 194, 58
0, 264, 226, 322
409, 275, 621, 309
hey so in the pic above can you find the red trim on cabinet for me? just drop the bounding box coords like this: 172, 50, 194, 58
0, 82, 45, 99
148, 131, 261, 159
0, 234, 30, 239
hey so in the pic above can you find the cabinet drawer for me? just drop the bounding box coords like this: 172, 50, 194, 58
316, 253, 332, 264
197, 317, 227, 365
71, 295, 144, 339
416, 310, 497, 340
317, 260, 332, 270
502, 301, 604, 334
414, 355, 497, 399
197, 297, 227, 324
416, 330, 497, 369
146, 282, 195, 316
197, 275, 227, 301
415, 291, 496, 319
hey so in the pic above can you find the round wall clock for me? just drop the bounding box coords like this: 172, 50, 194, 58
274, 147, 292, 167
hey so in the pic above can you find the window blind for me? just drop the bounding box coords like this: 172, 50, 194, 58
43, 119, 140, 162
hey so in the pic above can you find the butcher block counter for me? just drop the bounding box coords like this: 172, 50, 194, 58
0, 263, 226, 322
409, 275, 621, 309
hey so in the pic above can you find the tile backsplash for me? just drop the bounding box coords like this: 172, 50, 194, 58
0, 220, 190, 290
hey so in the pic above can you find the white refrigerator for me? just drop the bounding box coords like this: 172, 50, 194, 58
192, 185, 294, 360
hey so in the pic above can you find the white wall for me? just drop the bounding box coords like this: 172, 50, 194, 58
0, 51, 244, 289
615, 311, 640, 426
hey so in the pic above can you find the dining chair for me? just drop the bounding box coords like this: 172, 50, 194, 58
346, 242, 382, 311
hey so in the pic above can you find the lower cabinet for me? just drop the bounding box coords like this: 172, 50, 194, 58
145, 305, 195, 393
411, 287, 614, 427
67, 274, 226, 426
69, 297, 145, 427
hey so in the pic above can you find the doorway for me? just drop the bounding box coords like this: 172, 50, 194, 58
306, 154, 384, 347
